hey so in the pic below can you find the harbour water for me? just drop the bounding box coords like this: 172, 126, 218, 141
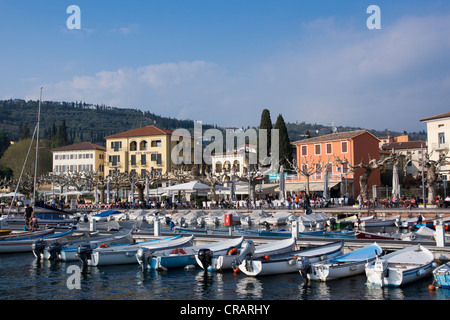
1, 250, 449, 301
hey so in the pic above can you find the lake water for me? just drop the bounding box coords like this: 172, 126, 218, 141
1, 251, 449, 302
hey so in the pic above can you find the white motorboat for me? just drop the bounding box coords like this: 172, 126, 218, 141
35, 229, 134, 261
365, 244, 435, 287
79, 235, 194, 266
304, 242, 382, 281
238, 241, 344, 277
203, 237, 297, 271
0, 228, 73, 253
139, 236, 245, 270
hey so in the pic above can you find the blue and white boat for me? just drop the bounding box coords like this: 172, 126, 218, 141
82, 235, 194, 266
202, 237, 297, 272
143, 236, 245, 270
0, 228, 74, 253
304, 242, 382, 281
432, 262, 450, 289
365, 244, 435, 287
238, 241, 344, 277
35, 229, 135, 261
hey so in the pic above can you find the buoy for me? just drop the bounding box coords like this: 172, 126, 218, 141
428, 284, 436, 291
233, 268, 240, 275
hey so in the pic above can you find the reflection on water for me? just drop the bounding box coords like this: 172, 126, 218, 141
0, 252, 443, 300
235, 276, 264, 299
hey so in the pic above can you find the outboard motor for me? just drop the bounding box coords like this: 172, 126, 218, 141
77, 244, 93, 266
297, 256, 311, 280
263, 221, 271, 231
32, 239, 46, 260
197, 217, 205, 228
165, 216, 171, 225
136, 247, 153, 271
231, 240, 255, 270
197, 248, 213, 270
48, 242, 63, 260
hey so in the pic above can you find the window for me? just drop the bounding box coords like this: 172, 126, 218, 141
109, 155, 120, 166
151, 140, 162, 147
314, 144, 321, 155
130, 155, 136, 166
315, 164, 322, 179
341, 141, 348, 153
141, 154, 147, 165
151, 153, 162, 165
301, 145, 307, 156
111, 141, 122, 151
343, 163, 348, 173
140, 140, 148, 151
439, 132, 445, 146
130, 141, 137, 151
326, 143, 332, 154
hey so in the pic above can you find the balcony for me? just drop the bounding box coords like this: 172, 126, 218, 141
108, 162, 120, 168
431, 142, 449, 151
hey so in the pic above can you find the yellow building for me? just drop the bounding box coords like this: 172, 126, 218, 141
104, 125, 193, 178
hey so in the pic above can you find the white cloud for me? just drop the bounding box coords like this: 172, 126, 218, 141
27, 14, 450, 132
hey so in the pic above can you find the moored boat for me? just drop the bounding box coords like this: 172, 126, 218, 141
303, 242, 382, 281
81, 235, 194, 267
142, 236, 245, 270
238, 241, 344, 277
0, 228, 73, 253
355, 230, 400, 240
204, 237, 297, 271
34, 229, 135, 260
365, 244, 435, 287
432, 262, 450, 289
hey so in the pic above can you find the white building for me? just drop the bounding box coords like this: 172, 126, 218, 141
211, 144, 257, 177
51, 142, 106, 178
421, 112, 450, 180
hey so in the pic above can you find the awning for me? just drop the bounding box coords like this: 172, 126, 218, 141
283, 181, 341, 192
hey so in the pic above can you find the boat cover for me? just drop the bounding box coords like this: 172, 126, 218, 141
92, 210, 121, 218
330, 243, 382, 263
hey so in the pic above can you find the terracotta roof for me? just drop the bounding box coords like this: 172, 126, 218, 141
420, 112, 450, 122
51, 142, 106, 152
381, 141, 427, 150
104, 125, 174, 139
292, 130, 379, 144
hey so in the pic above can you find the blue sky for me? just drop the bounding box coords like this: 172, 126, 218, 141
1, 1, 449, 133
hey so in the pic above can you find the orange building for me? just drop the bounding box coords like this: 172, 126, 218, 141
289, 130, 381, 199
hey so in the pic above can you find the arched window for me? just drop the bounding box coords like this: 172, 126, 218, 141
130, 141, 137, 151
140, 140, 148, 151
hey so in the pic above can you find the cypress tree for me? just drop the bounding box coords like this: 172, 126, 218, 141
274, 114, 292, 169
258, 109, 272, 162
57, 120, 68, 147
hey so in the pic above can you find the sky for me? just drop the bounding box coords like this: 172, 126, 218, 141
0, 1, 449, 133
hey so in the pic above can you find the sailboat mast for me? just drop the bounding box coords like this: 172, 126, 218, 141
33, 87, 43, 211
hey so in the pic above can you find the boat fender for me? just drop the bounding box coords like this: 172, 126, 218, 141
288, 258, 296, 266
172, 248, 186, 255
98, 244, 109, 248
262, 255, 270, 260
227, 247, 240, 255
